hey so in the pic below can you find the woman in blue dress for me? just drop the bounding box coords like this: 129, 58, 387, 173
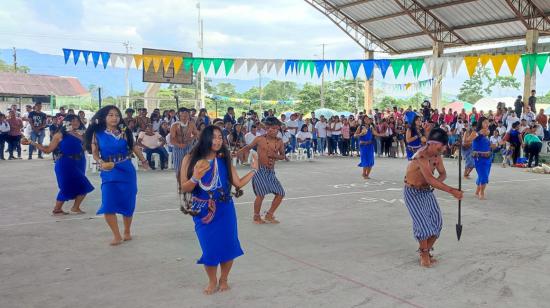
405, 115, 424, 160
85, 106, 149, 246
472, 117, 494, 200
355, 116, 379, 179
180, 125, 258, 295
25, 114, 94, 215
462, 125, 477, 179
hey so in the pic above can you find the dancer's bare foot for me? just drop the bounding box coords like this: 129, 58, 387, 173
429, 254, 438, 263
362, 175, 370, 179
419, 250, 431, 268
264, 212, 280, 224
52, 209, 69, 216
218, 278, 230, 292
110, 237, 123, 246
123, 233, 132, 241
203, 281, 218, 295
479, 193, 486, 200
253, 214, 265, 224
70, 208, 86, 214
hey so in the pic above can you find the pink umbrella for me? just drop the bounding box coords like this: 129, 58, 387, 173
444, 101, 473, 112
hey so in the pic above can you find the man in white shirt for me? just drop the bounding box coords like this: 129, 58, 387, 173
245, 125, 258, 145
521, 106, 536, 123
496, 121, 507, 137
315, 116, 328, 155
506, 112, 520, 132
137, 124, 168, 170
285, 113, 299, 152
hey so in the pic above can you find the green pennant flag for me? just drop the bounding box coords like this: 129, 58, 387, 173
342, 60, 348, 78
298, 60, 306, 75
308, 61, 315, 78
212, 58, 223, 74
202, 58, 213, 74
411, 58, 424, 78
536, 53, 549, 74
335, 60, 342, 75
391, 59, 406, 78
183, 57, 194, 72
192, 58, 202, 73
521, 54, 537, 75
223, 59, 235, 76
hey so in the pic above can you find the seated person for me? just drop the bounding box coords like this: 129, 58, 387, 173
296, 124, 313, 159
137, 124, 168, 170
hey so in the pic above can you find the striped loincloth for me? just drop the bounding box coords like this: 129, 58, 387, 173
173, 144, 193, 176
403, 185, 442, 241
252, 166, 285, 197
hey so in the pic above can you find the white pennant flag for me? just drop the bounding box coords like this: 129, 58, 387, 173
450, 57, 463, 77
424, 57, 434, 76
274, 60, 285, 75
246, 59, 257, 73
110, 53, 120, 68
234, 59, 246, 73
256, 60, 266, 74
124, 55, 133, 69
266, 60, 275, 74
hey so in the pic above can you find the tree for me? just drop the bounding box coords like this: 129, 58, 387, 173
214, 82, 238, 97
262, 81, 299, 101
296, 83, 321, 113
457, 66, 520, 103
0, 59, 30, 73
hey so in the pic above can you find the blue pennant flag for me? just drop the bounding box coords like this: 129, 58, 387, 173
362, 60, 375, 79
91, 51, 101, 67
72, 50, 81, 65
284, 60, 293, 75
327, 60, 335, 74
349, 60, 362, 79
314, 60, 326, 78
62, 48, 71, 64
100, 52, 110, 69
375, 59, 390, 78
81, 50, 90, 65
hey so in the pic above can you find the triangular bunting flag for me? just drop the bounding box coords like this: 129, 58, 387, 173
391, 59, 405, 78
202, 58, 213, 74
62, 48, 71, 64
328, 60, 335, 74
450, 57, 463, 77
275, 60, 285, 74
314, 60, 326, 78
411, 58, 424, 78
151, 55, 162, 72
82, 50, 90, 65
91, 52, 101, 68
246, 59, 257, 73
143, 56, 153, 72
192, 58, 202, 73
223, 59, 234, 76
308, 61, 315, 78
504, 54, 520, 75
536, 53, 548, 74
212, 58, 223, 74
256, 60, 266, 74
284, 60, 293, 75
162, 56, 172, 72
173, 57, 183, 73
266, 60, 275, 74
362, 60, 375, 79
72, 50, 81, 65
464, 56, 479, 77
349, 60, 362, 79
479, 54, 491, 67
297, 60, 306, 75
110, 53, 119, 68
342, 60, 348, 77
184, 58, 194, 72
521, 54, 537, 75
424, 58, 433, 76
234, 59, 245, 73
133, 54, 143, 69
375, 59, 390, 78
100, 52, 110, 69
490, 55, 505, 76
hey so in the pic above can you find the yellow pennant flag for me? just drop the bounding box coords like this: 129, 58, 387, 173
172, 57, 183, 73
152, 55, 162, 73
143, 56, 153, 72
490, 55, 505, 76
464, 56, 479, 77
405, 83, 412, 90
504, 54, 521, 75
133, 54, 143, 69
162, 56, 172, 72
479, 54, 491, 67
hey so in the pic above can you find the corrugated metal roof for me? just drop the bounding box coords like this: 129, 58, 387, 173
314, 0, 550, 54
0, 72, 88, 97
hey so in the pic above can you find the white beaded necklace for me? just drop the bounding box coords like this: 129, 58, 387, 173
198, 158, 221, 192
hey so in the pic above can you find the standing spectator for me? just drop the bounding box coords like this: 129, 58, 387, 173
496, 121, 507, 137
535, 108, 548, 139
7, 110, 23, 159
421, 100, 431, 122
285, 113, 299, 153
223, 107, 236, 125
55, 106, 67, 119
505, 111, 519, 132
137, 124, 168, 170
28, 102, 47, 159
315, 115, 327, 155
523, 126, 542, 168
349, 115, 358, 156
78, 110, 88, 127
330, 116, 342, 155
0, 113, 9, 160
341, 118, 350, 156
196, 108, 210, 127
514, 95, 523, 119
503, 122, 522, 165
123, 108, 135, 128
135, 108, 151, 132
528, 90, 536, 112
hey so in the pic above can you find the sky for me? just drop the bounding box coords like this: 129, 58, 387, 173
0, 0, 549, 97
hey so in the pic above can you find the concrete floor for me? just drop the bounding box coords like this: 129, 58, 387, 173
1, 155, 550, 308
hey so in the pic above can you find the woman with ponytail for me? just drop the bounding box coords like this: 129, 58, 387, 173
23, 114, 94, 215
84, 105, 148, 246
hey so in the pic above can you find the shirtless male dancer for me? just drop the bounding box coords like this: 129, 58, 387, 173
237, 117, 285, 224
171, 107, 198, 181
403, 128, 463, 268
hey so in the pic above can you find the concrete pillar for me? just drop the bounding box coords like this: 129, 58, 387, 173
364, 50, 374, 113
431, 41, 445, 110
523, 29, 539, 109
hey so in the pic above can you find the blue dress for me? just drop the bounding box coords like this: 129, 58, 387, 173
54, 133, 94, 201
472, 134, 492, 185
95, 131, 138, 217
406, 129, 422, 160
192, 157, 244, 266
358, 127, 375, 168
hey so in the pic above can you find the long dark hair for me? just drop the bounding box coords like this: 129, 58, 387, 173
410, 115, 421, 137
84, 105, 134, 154
186, 125, 233, 188
476, 116, 488, 132
58, 114, 83, 136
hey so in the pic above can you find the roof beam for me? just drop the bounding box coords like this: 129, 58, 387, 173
336, 0, 375, 10
303, 0, 398, 53
358, 0, 478, 24
392, 0, 467, 45
504, 0, 550, 33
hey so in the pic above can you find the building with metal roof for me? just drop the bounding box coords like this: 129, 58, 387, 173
305, 0, 550, 109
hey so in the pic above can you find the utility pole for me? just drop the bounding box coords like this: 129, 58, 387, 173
320, 43, 325, 108
123, 41, 131, 109
197, 1, 205, 109
12, 47, 17, 72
